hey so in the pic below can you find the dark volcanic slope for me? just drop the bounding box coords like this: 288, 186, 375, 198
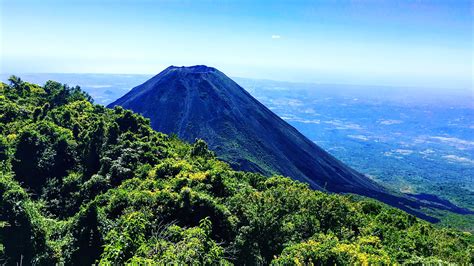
109, 65, 376, 192
108, 65, 470, 221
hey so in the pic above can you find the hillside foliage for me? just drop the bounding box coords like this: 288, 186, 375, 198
0, 77, 472, 265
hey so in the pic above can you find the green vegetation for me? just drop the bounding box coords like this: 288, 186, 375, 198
0, 77, 473, 265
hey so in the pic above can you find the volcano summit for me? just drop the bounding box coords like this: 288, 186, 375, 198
109, 65, 469, 220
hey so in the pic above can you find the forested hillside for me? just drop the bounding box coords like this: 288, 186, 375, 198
0, 77, 472, 265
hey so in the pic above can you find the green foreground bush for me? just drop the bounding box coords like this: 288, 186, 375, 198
0, 77, 472, 265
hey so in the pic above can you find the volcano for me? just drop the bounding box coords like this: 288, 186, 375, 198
109, 65, 470, 221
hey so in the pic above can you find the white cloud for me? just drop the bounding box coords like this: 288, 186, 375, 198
282, 116, 320, 124
297, 119, 320, 124
347, 135, 369, 141
394, 149, 414, 155
430, 136, 474, 150
324, 120, 363, 130
378, 119, 403, 125
384, 149, 413, 157
419, 149, 435, 155
271, 35, 281, 39
287, 99, 303, 106
303, 108, 318, 114
431, 136, 474, 146
442, 155, 474, 164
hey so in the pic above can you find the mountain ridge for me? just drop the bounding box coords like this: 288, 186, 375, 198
109, 65, 379, 191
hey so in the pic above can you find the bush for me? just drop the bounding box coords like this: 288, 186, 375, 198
0, 79, 472, 264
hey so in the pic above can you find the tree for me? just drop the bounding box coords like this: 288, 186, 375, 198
190, 139, 214, 158
12, 122, 76, 192
7, 76, 23, 90
1, 78, 472, 265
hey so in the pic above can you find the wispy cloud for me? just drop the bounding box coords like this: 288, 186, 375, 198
347, 135, 369, 141
394, 149, 414, 155
281, 115, 320, 124
431, 136, 474, 150
324, 120, 363, 130
378, 119, 403, 125
271, 35, 281, 39
442, 155, 474, 165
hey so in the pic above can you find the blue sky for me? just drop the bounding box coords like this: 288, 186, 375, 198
1, 0, 472, 88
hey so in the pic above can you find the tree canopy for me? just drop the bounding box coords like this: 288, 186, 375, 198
0, 77, 472, 265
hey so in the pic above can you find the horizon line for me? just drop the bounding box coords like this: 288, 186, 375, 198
1, 71, 472, 92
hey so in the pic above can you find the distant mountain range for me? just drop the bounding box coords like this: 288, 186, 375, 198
109, 65, 472, 221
